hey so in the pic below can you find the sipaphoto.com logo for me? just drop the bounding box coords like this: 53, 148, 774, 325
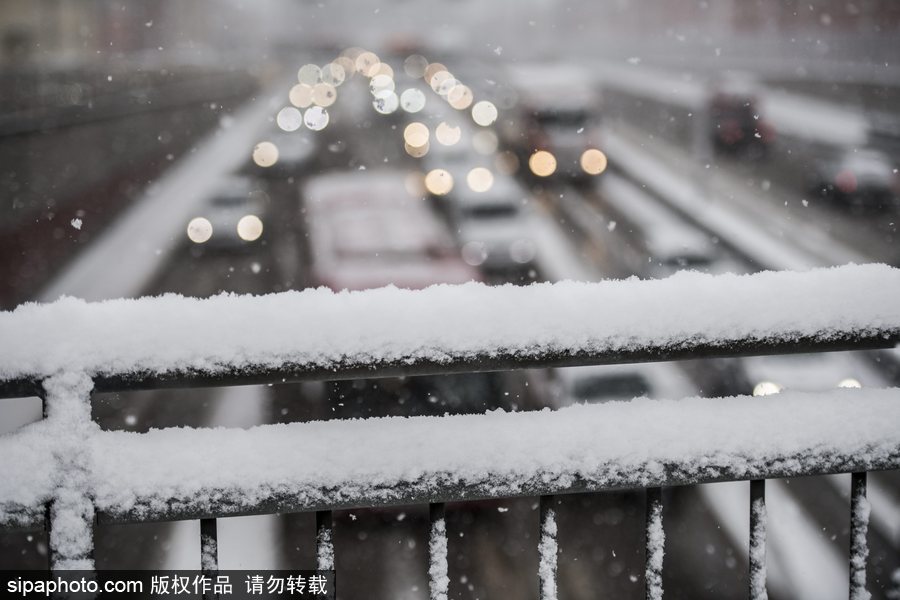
5, 573, 142, 597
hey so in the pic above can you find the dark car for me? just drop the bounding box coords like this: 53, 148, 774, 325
807, 148, 898, 212
708, 74, 774, 158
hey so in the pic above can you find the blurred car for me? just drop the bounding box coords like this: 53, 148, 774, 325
740, 351, 887, 397
445, 173, 538, 278
807, 148, 898, 211
251, 130, 317, 179
707, 72, 774, 158
301, 170, 497, 419
188, 175, 268, 249
302, 169, 480, 291
531, 361, 697, 410
504, 64, 605, 180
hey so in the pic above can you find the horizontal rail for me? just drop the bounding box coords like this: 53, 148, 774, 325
4, 388, 899, 530
92, 451, 900, 526
3, 264, 900, 399
1, 330, 898, 400
5, 453, 898, 533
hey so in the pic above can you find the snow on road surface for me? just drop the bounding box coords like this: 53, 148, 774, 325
37, 79, 290, 304
592, 60, 870, 148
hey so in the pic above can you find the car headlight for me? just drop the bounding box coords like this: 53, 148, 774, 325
237, 215, 264, 241
837, 378, 861, 389
753, 381, 782, 396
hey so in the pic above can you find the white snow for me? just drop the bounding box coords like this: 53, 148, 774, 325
200, 533, 218, 572
428, 517, 449, 600
3, 386, 899, 527
749, 495, 767, 600
1, 264, 898, 383
316, 524, 334, 571
592, 61, 869, 147
538, 507, 558, 600
43, 373, 97, 569
645, 498, 664, 600
850, 491, 871, 600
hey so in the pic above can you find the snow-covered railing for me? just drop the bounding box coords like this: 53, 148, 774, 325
2, 264, 900, 600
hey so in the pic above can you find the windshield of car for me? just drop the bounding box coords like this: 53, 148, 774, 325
463, 203, 520, 219
571, 374, 652, 402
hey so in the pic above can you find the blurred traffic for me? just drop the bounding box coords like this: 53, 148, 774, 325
2, 1, 900, 598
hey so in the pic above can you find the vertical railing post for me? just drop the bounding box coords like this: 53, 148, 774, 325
200, 517, 219, 572
539, 495, 558, 600
849, 472, 870, 600
316, 510, 334, 571
749, 479, 767, 600
44, 373, 97, 572
428, 503, 448, 600
645, 487, 664, 600
200, 517, 219, 600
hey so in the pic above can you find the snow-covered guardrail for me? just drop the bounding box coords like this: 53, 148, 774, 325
2, 264, 900, 600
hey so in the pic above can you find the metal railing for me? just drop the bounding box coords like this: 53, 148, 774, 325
2, 273, 899, 600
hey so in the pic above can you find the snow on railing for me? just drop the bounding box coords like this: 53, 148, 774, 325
2, 264, 900, 600
2, 264, 899, 394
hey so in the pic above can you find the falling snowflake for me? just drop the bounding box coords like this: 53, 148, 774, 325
70, 218, 83, 230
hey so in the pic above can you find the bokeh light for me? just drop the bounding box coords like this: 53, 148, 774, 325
304, 107, 329, 131
423, 62, 447, 83
404, 55, 428, 78
467, 167, 494, 192
435, 122, 461, 146
425, 169, 454, 195
405, 141, 430, 158
312, 83, 337, 107
334, 56, 355, 78
289, 84, 313, 108
371, 62, 394, 78
237, 215, 264, 241
753, 381, 783, 396
400, 88, 426, 113
187, 217, 213, 244
276, 107, 303, 132
429, 70, 453, 93
528, 150, 557, 177
321, 62, 346, 86
472, 101, 498, 126
370, 75, 395, 96
297, 64, 321, 85
461, 241, 487, 266
404, 122, 430, 148
510, 239, 537, 264
580, 149, 608, 175
355, 52, 380, 77
252, 141, 279, 167
373, 92, 399, 114
448, 85, 474, 110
